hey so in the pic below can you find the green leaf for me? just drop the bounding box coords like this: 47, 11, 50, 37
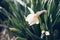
26, 28, 40, 40
16, 37, 27, 40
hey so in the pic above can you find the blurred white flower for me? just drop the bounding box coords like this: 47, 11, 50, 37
45, 31, 50, 35
41, 30, 45, 34
41, 30, 50, 36
26, 13, 39, 26
0, 7, 2, 9
26, 7, 47, 26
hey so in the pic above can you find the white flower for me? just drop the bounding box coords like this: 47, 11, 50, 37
26, 7, 47, 26
41, 30, 45, 34
41, 30, 50, 36
26, 13, 39, 26
45, 31, 50, 35
0, 7, 2, 9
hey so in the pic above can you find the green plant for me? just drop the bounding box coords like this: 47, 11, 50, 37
0, 0, 60, 40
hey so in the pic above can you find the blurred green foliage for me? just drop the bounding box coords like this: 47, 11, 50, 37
0, 0, 60, 40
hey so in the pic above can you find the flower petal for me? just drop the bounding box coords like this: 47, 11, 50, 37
36, 10, 47, 16
45, 31, 50, 35
36, 19, 39, 24
41, 30, 45, 34
26, 13, 34, 21
27, 7, 34, 14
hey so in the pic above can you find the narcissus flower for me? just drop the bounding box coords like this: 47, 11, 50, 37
26, 7, 47, 26
45, 31, 50, 35
41, 30, 50, 36
41, 30, 45, 34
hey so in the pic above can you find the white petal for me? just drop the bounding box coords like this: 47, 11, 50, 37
36, 19, 39, 24
29, 23, 33, 26
27, 7, 34, 14
36, 10, 47, 16
45, 31, 50, 35
41, 30, 45, 34
26, 13, 39, 26
26, 13, 34, 21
